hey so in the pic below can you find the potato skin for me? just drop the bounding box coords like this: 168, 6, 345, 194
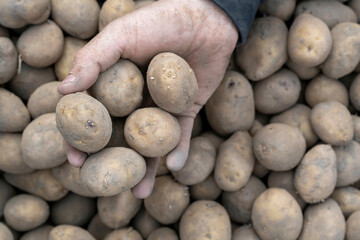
0, 178, 16, 218
20, 225, 53, 240
180, 200, 231, 240
104, 228, 143, 240
236, 17, 287, 81
353, 115, 360, 142
4, 194, 49, 232
310, 101, 354, 146
148, 227, 178, 240
144, 176, 190, 225
0, 37, 17, 84
17, 20, 64, 68
347, 211, 360, 240
147, 52, 198, 114
135, 0, 155, 9
214, 131, 255, 191
285, 58, 319, 80
80, 147, 146, 196
0, 223, 13, 240
299, 199, 345, 240
90, 59, 144, 117
350, 74, 360, 111
87, 214, 112, 240
124, 107, 180, 157
189, 175, 222, 201
350, 0, 360, 21
49, 225, 95, 240
232, 225, 260, 240
252, 188, 303, 240
56, 93, 112, 153
331, 186, 360, 218
132, 207, 160, 239
99, 0, 135, 31
205, 71, 254, 136
0, 88, 30, 132
294, 144, 337, 203
106, 117, 128, 148
258, 0, 296, 21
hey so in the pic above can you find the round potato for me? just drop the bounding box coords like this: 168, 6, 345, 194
124, 107, 180, 157
232, 225, 260, 240
0, 178, 16, 218
148, 227, 178, 240
4, 194, 49, 232
49, 225, 95, 240
132, 207, 160, 239
87, 214, 112, 240
99, 0, 135, 31
331, 186, 360, 218
285, 58, 320, 80
106, 117, 128, 148
310, 101, 354, 146
205, 71, 254, 136
189, 175, 222, 201
56, 92, 112, 153
80, 147, 146, 196
20, 225, 53, 240
90, 59, 144, 117
17, 20, 64, 68
22, 113, 67, 169
258, 0, 296, 21
350, 74, 360, 111
0, 37, 17, 85
347, 211, 360, 240
0, 223, 13, 240
294, 144, 337, 203
144, 175, 190, 225
104, 228, 143, 240
147, 52, 198, 114
180, 200, 231, 240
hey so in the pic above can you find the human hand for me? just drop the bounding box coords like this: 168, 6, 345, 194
57, 0, 238, 199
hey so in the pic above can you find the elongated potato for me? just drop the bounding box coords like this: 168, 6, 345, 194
0, 178, 16, 218
99, 0, 135, 31
232, 225, 260, 240
347, 211, 360, 240
148, 227, 178, 240
49, 225, 95, 240
258, 0, 296, 21
0, 37, 17, 85
189, 175, 222, 201
350, 74, 360, 111
132, 207, 160, 239
87, 214, 112, 240
104, 228, 143, 240
0, 223, 13, 240
214, 131, 255, 191
205, 71, 254, 136
20, 225, 53, 240
331, 186, 360, 218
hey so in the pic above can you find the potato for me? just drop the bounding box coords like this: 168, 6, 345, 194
98, 190, 141, 229
189, 175, 222, 201
0, 178, 16, 218
288, 14, 332, 67
80, 147, 146, 196
55, 37, 87, 81
51, 0, 99, 39
299, 199, 345, 240
147, 52, 198, 114
253, 123, 306, 171
254, 69, 301, 114
4, 194, 49, 232
49, 225, 95, 240
252, 188, 303, 240
252, 160, 269, 179
17, 20, 64, 68
124, 107, 180, 157
232, 225, 260, 240
106, 117, 128, 148
214, 131, 255, 191
294, 144, 337, 203
222, 176, 266, 224
132, 207, 160, 239
7, 63, 56, 101
236, 17, 287, 81
27, 82, 62, 119
331, 186, 360, 218
90, 59, 144, 117
20, 225, 53, 240
205, 71, 254, 136
104, 228, 143, 240
0, 88, 30, 132
295, 0, 357, 28
305, 74, 348, 108
353, 115, 360, 142
56, 93, 112, 153
0, 223, 13, 240
200, 131, 224, 150
87, 214, 112, 240
346, 211, 360, 240
321, 22, 360, 79
51, 193, 95, 226
134, 0, 155, 9
155, 156, 169, 176
350, 74, 360, 110
270, 104, 318, 148
144, 175, 190, 225
0, 25, 9, 37
0, 37, 17, 85
22, 113, 66, 169
285, 58, 320, 80
171, 137, 216, 185
258, 0, 296, 21
4, 170, 68, 201
0, 133, 33, 174
310, 101, 354, 146
99, 0, 135, 31
191, 114, 203, 138
350, 0, 360, 21
148, 227, 178, 240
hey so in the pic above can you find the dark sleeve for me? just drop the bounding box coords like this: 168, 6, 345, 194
211, 0, 264, 45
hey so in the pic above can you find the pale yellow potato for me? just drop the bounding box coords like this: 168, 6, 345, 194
104, 228, 143, 240
286, 58, 320, 80
87, 214, 112, 240
132, 207, 160, 239
0, 223, 13, 240
99, 0, 135, 31
258, 0, 296, 21
0, 37, 17, 85
331, 186, 360, 218
346, 211, 360, 240
49, 225, 95, 240
148, 227, 178, 240
232, 225, 260, 240
20, 225, 53, 240
189, 175, 222, 201
135, 0, 156, 9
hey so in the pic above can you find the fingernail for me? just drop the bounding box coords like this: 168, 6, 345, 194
61, 74, 76, 85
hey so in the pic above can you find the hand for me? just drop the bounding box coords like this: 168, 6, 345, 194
57, 0, 238, 198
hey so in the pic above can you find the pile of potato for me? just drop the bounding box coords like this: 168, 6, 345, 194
1, 0, 360, 239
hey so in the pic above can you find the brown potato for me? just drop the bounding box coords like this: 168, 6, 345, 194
0, 37, 17, 85
80, 147, 146, 196
104, 228, 143, 240
0, 223, 13, 240
17, 20, 64, 68
124, 107, 180, 157
99, 0, 135, 31
232, 225, 260, 240
148, 227, 178, 240
180, 200, 231, 240
147, 52, 198, 114
258, 0, 296, 21
350, 74, 360, 111
236, 17, 288, 81
189, 175, 222, 201
132, 207, 160, 239
254, 69, 301, 114
90, 59, 144, 117
332, 186, 360, 218
56, 93, 112, 153
205, 71, 254, 136
321, 22, 360, 79
4, 170, 68, 201
222, 176, 266, 224
353, 115, 360, 142
0, 178, 16, 218
310, 101, 354, 146
299, 199, 345, 240
49, 225, 95, 240
155, 156, 169, 176
0, 88, 30, 132
106, 117, 128, 148
0, 25, 9, 37
252, 188, 303, 240
294, 144, 337, 203
87, 214, 112, 240
19, 225, 53, 240
55, 37, 87, 81
144, 175, 190, 225
346, 211, 360, 240
214, 131, 255, 191
98, 190, 142, 229
4, 194, 49, 232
